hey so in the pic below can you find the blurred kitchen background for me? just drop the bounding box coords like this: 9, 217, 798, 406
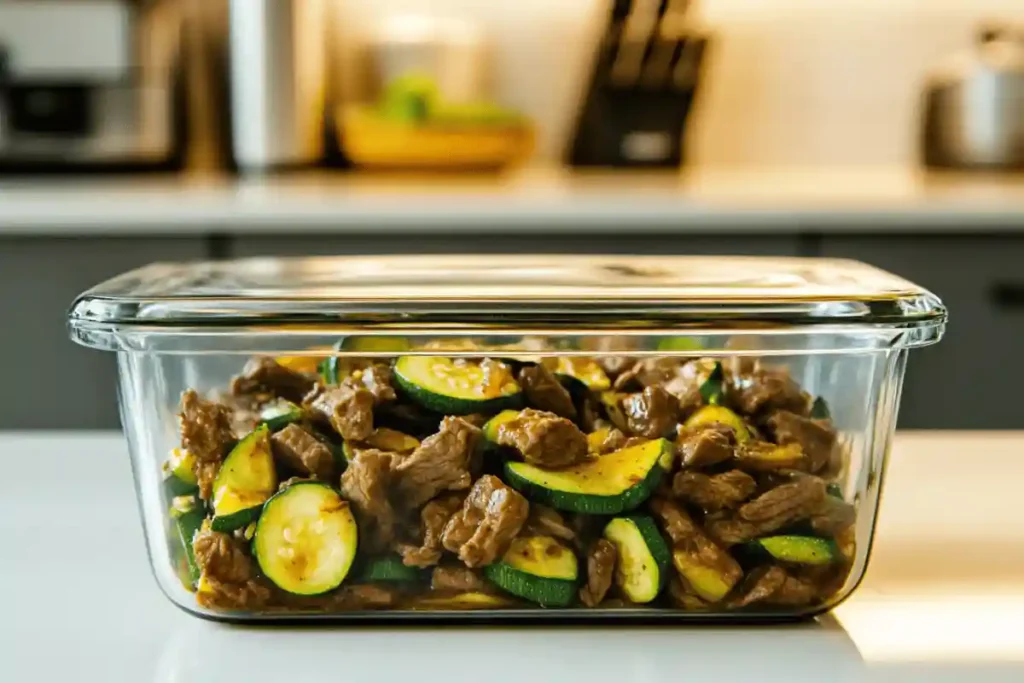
2, 0, 1023, 430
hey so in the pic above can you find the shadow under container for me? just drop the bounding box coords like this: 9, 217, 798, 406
67, 255, 946, 623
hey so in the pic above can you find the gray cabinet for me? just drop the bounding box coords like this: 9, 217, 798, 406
821, 236, 1024, 429
229, 233, 802, 258
0, 237, 207, 429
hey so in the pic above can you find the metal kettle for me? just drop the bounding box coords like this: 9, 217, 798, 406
921, 25, 1024, 170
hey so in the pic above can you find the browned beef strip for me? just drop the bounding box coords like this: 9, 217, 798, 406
613, 358, 683, 392
495, 409, 589, 469
668, 577, 710, 610
441, 475, 530, 568
523, 504, 576, 542
306, 383, 375, 441
270, 423, 335, 480
767, 573, 819, 606
623, 386, 679, 439
179, 389, 236, 499
579, 538, 618, 607
192, 529, 270, 610
431, 565, 488, 593
321, 584, 398, 610
767, 410, 839, 473
649, 497, 703, 543
738, 476, 827, 532
393, 416, 478, 509
672, 470, 757, 512
725, 362, 810, 417
809, 495, 857, 536
676, 424, 736, 469
518, 364, 577, 418
357, 363, 397, 404
212, 390, 263, 438
733, 440, 807, 472
339, 449, 397, 553
704, 514, 760, 546
231, 357, 315, 404
730, 565, 788, 608
398, 493, 466, 568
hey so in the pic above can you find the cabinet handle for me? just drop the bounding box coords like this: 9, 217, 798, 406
990, 282, 1024, 310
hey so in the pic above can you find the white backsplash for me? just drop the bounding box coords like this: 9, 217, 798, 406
331, 0, 1024, 167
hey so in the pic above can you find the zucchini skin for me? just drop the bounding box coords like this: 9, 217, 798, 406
603, 515, 672, 603
171, 505, 205, 587
393, 357, 524, 415
484, 563, 577, 608
504, 461, 666, 515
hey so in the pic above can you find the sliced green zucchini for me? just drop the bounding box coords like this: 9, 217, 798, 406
484, 535, 578, 607
542, 357, 611, 391
586, 426, 614, 453
342, 336, 411, 353
162, 447, 198, 496
394, 356, 523, 415
211, 425, 277, 532
504, 439, 671, 514
259, 400, 303, 431
253, 481, 358, 595
319, 340, 347, 385
482, 409, 520, 444
656, 337, 703, 352
698, 362, 725, 405
811, 396, 831, 420
408, 591, 517, 610
602, 516, 671, 604
357, 555, 425, 583
750, 535, 837, 566
683, 405, 751, 443
671, 547, 742, 603
169, 496, 205, 588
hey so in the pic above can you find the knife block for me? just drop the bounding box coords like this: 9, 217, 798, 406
567, 35, 708, 169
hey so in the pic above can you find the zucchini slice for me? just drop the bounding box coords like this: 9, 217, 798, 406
671, 547, 742, 603
683, 405, 751, 443
482, 409, 520, 444
394, 356, 523, 415
357, 555, 425, 583
162, 448, 198, 496
599, 391, 630, 432
602, 516, 671, 604
211, 425, 277, 532
342, 336, 411, 353
811, 396, 831, 420
542, 357, 611, 392
484, 536, 578, 607
698, 362, 725, 405
504, 439, 671, 514
169, 496, 205, 588
408, 591, 517, 610
259, 400, 303, 431
750, 535, 837, 566
254, 482, 358, 595
656, 336, 704, 352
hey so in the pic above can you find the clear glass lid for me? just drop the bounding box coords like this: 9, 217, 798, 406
68, 255, 946, 353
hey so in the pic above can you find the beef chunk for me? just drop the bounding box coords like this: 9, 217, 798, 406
306, 383, 375, 441
523, 504, 576, 542
322, 584, 398, 610
441, 475, 530, 568
767, 410, 839, 473
192, 528, 270, 610
270, 423, 334, 480
623, 386, 679, 439
613, 358, 705, 416
339, 449, 397, 553
431, 565, 488, 593
519, 364, 577, 418
650, 497, 702, 543
672, 470, 757, 512
213, 390, 263, 438
676, 424, 736, 469
726, 362, 810, 417
730, 565, 788, 608
651, 498, 742, 603
767, 573, 819, 607
579, 538, 618, 607
394, 417, 478, 509
738, 476, 827, 532
704, 514, 760, 546
399, 493, 466, 568
809, 495, 856, 536
179, 390, 235, 499
590, 426, 628, 455
357, 363, 397, 404
494, 409, 589, 469
231, 357, 315, 404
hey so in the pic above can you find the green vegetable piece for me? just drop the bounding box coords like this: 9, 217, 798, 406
698, 362, 725, 405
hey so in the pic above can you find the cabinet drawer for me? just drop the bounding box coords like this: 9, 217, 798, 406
821, 236, 1024, 429
0, 237, 207, 429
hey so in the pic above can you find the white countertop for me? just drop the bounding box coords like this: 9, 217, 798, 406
3, 430, 1023, 682
2, 167, 1024, 234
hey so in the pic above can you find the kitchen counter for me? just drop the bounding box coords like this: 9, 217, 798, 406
2, 167, 1024, 234
2, 430, 1022, 682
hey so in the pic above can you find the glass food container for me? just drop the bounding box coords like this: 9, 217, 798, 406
68, 255, 946, 623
